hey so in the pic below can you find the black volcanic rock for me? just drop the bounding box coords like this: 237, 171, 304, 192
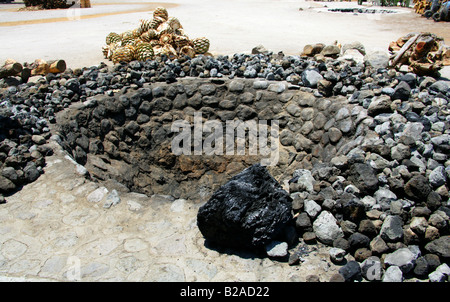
197, 164, 293, 250
347, 163, 379, 194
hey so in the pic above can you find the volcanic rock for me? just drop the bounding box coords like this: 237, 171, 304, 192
313, 210, 344, 245
384, 247, 417, 274
338, 260, 362, 282
347, 163, 379, 194
197, 164, 293, 250
425, 236, 450, 259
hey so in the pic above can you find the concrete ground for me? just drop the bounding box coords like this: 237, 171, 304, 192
0, 134, 343, 282
1, 0, 449, 69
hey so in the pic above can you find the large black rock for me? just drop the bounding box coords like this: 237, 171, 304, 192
197, 164, 293, 250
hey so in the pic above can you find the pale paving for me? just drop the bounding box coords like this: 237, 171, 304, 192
0, 138, 340, 282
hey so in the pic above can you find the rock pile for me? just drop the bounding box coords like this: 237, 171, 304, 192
327, 8, 397, 14
283, 66, 450, 280
0, 97, 52, 197
53, 75, 361, 201
23, 0, 75, 9
0, 40, 449, 281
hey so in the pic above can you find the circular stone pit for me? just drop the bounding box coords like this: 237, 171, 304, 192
1, 46, 450, 282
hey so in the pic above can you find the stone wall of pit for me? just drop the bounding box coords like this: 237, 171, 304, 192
56, 77, 370, 202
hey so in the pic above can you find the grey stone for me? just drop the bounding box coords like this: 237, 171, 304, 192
391, 143, 410, 161
335, 107, 350, 121
103, 189, 121, 208
375, 121, 391, 135
428, 263, 450, 282
330, 155, 348, 169
268, 82, 286, 93
265, 241, 288, 258
300, 121, 313, 135
329, 247, 346, 263
218, 99, 237, 110
292, 169, 315, 193
413, 256, 429, 277
304, 199, 321, 218
430, 134, 450, 146
368, 153, 391, 171
404, 175, 432, 201
23, 162, 40, 183
1, 167, 18, 183
425, 236, 450, 258
429, 166, 447, 188
380, 215, 403, 242
0, 175, 16, 193
347, 163, 379, 194
235, 104, 256, 120
295, 212, 312, 231
87, 187, 108, 203
382, 266, 403, 282
341, 49, 365, 64
429, 80, 449, 94
286, 103, 301, 117
252, 44, 269, 54
391, 81, 411, 101
328, 127, 342, 143
374, 188, 397, 211
338, 260, 362, 282
361, 196, 376, 209
301, 69, 323, 88
31, 135, 46, 145
321, 45, 341, 57
364, 51, 389, 69
342, 41, 366, 55
382, 87, 395, 96
429, 270, 447, 282
198, 83, 216, 96
313, 211, 344, 245
314, 112, 327, 129
389, 200, 403, 215
300, 107, 315, 121
408, 155, 426, 172
400, 122, 424, 141
435, 263, 450, 277
253, 80, 269, 89
368, 96, 392, 116
428, 211, 448, 230
294, 134, 313, 152
409, 216, 428, 235
384, 248, 417, 274
340, 220, 357, 236
228, 80, 245, 92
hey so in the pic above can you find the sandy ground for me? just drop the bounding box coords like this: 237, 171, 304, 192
0, 0, 449, 70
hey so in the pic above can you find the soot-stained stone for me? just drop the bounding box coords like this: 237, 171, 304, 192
197, 164, 293, 250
